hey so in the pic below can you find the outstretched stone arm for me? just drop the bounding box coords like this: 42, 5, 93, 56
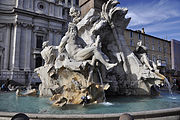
58, 34, 69, 53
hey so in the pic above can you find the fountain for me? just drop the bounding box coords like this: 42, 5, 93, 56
0, 0, 180, 119
34, 0, 165, 106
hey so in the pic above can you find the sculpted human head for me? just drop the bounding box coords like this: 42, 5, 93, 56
68, 23, 78, 37
137, 40, 142, 47
42, 41, 49, 48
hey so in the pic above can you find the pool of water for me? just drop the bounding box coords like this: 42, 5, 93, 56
0, 92, 180, 114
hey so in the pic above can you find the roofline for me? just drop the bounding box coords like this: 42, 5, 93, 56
125, 28, 171, 43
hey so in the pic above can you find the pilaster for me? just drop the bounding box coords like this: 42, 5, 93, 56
65, 0, 68, 7
29, 0, 34, 11
50, 3, 55, 16
3, 24, 11, 70
24, 26, 32, 71
55, 6, 60, 18
71, 0, 74, 7
11, 24, 21, 71
48, 30, 54, 45
18, 0, 24, 9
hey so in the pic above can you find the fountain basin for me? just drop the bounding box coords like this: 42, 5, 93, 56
0, 92, 180, 119
0, 107, 180, 120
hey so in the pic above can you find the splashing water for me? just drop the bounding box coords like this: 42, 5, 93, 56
97, 69, 106, 102
164, 78, 173, 95
27, 73, 37, 90
163, 78, 177, 100
101, 102, 114, 106
155, 72, 173, 96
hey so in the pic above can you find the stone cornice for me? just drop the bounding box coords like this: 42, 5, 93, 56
16, 22, 34, 28
14, 8, 67, 23
13, 23, 64, 34
47, 28, 62, 33
33, 26, 48, 33
0, 24, 6, 28
44, 0, 64, 6
0, 23, 12, 28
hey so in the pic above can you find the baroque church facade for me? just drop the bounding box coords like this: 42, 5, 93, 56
0, 0, 79, 84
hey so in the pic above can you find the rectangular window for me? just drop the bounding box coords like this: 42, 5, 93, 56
35, 56, 43, 68
62, 8, 65, 16
138, 33, 142, 40
130, 39, 134, 46
152, 55, 156, 63
68, 0, 71, 4
158, 55, 161, 60
75, 0, 79, 5
158, 40, 161, 52
0, 56, 1, 70
146, 43, 149, 49
163, 42, 167, 53
158, 46, 161, 52
152, 39, 154, 44
152, 44, 155, 50
165, 56, 168, 64
0, 32, 2, 41
145, 36, 148, 48
164, 47, 167, 53
36, 35, 43, 48
130, 31, 133, 38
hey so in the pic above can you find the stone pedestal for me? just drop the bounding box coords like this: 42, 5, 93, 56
79, 0, 108, 17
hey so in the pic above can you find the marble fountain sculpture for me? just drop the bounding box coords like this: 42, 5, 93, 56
35, 0, 164, 107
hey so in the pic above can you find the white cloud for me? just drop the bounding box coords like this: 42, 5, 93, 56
145, 20, 180, 33
168, 32, 180, 38
126, 0, 180, 27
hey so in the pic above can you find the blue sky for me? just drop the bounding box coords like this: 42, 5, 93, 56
118, 0, 180, 41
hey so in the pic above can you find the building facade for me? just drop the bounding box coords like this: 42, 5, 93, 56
0, 0, 79, 84
124, 29, 171, 73
79, 0, 172, 74
0, 0, 179, 85
171, 39, 180, 77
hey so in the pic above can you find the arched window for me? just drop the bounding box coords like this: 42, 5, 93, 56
35, 56, 43, 68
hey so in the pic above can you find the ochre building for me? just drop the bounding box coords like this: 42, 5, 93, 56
124, 28, 171, 73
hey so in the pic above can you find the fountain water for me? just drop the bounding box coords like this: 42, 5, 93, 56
164, 78, 173, 95
97, 68, 106, 102
27, 72, 37, 89
154, 72, 173, 95
33, 0, 168, 106
1, 1, 180, 119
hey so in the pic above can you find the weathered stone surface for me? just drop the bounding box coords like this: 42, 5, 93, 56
35, 0, 166, 107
